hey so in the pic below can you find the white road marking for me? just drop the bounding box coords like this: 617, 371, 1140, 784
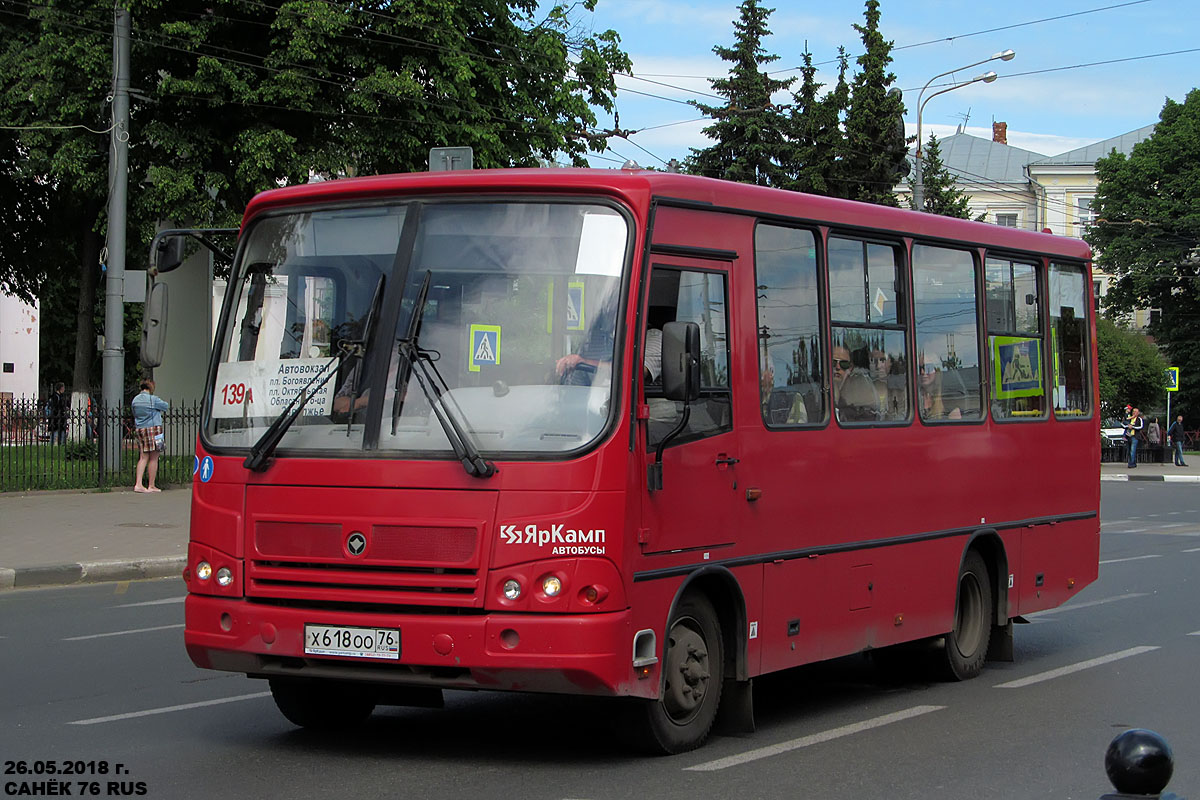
1189, 631, 1200, 636
1183, 547, 1200, 553
994, 646, 1160, 689
1099, 554, 1162, 565
1026, 593, 1147, 617
68, 692, 272, 725
114, 596, 185, 608
1107, 527, 1150, 534
683, 705, 945, 772
63, 624, 184, 641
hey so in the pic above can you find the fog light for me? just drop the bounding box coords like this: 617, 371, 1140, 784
216, 567, 233, 587
196, 561, 212, 581
541, 575, 562, 597
502, 579, 522, 600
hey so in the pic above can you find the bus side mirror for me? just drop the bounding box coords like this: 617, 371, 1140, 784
140, 280, 168, 368
151, 233, 187, 275
661, 321, 700, 402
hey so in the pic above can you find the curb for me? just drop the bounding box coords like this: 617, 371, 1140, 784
1101, 474, 1200, 483
0, 556, 185, 591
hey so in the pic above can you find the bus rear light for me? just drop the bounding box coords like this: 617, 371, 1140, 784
540, 575, 563, 597
196, 561, 213, 581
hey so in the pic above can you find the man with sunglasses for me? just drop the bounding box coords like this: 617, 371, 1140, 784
832, 343, 878, 423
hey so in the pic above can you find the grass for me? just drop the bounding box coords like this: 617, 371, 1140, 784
0, 443, 193, 492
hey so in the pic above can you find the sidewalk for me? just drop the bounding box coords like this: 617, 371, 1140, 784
1, 460, 1195, 592
0, 486, 189, 591
1100, 459, 1200, 482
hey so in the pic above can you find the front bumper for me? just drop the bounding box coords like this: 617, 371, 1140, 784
185, 594, 645, 697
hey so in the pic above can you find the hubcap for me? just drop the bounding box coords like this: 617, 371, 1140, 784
662, 617, 710, 723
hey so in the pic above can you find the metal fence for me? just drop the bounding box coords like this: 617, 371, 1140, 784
0, 397, 203, 492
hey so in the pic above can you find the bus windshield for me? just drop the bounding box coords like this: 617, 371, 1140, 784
206, 200, 630, 457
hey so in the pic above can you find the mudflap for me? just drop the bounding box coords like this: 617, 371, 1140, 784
714, 677, 755, 735
987, 620, 1015, 663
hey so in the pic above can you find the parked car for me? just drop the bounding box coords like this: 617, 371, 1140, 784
1101, 418, 1127, 447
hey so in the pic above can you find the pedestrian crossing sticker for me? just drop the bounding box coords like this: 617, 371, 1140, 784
546, 281, 587, 333
469, 324, 502, 372
567, 282, 585, 331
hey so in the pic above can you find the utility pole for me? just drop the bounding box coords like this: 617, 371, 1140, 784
101, 6, 130, 471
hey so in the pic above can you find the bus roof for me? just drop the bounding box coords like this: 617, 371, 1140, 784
242, 168, 1092, 262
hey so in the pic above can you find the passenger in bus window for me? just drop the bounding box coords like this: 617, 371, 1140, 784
917, 356, 963, 421
869, 349, 905, 420
760, 363, 809, 424
832, 344, 878, 423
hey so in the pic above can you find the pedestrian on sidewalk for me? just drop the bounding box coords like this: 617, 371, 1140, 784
132, 378, 169, 493
1125, 407, 1144, 468
1167, 414, 1188, 466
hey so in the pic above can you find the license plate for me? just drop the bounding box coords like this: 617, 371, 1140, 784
304, 624, 400, 660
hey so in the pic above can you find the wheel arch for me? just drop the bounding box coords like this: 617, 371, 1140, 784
962, 528, 1010, 627
667, 566, 748, 682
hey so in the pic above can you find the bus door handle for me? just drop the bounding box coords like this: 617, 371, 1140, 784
715, 455, 740, 467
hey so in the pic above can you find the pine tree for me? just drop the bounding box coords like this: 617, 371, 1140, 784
686, 0, 793, 187
784, 49, 849, 196
908, 134, 972, 218
842, 0, 907, 206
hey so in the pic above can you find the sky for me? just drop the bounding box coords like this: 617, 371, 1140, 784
572, 0, 1200, 168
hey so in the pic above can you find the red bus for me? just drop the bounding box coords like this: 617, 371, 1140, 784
170, 168, 1099, 754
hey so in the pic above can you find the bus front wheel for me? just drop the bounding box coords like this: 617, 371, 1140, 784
941, 550, 993, 681
628, 593, 724, 754
269, 678, 376, 731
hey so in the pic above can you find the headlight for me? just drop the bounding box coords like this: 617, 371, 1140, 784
541, 575, 563, 597
216, 567, 233, 587
196, 561, 212, 581
502, 579, 522, 600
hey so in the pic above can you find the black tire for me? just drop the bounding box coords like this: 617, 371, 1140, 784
627, 594, 724, 755
940, 550, 993, 681
269, 678, 376, 731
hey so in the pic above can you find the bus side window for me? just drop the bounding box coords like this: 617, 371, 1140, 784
986, 256, 1045, 420
827, 235, 909, 426
913, 244, 983, 422
754, 223, 824, 427
1050, 263, 1092, 416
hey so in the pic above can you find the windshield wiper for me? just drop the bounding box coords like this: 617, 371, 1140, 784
242, 344, 355, 472
243, 274, 386, 471
392, 271, 496, 478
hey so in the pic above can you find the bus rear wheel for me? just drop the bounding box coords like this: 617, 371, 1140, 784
628, 594, 724, 754
940, 550, 993, 681
269, 678, 377, 731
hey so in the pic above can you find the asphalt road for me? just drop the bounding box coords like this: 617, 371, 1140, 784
1, 482, 1196, 800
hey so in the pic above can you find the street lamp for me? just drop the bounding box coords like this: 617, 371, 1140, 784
912, 49, 1015, 211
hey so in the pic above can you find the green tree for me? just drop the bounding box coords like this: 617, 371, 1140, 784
908, 134, 972, 217
1, 0, 630, 395
687, 0, 792, 186
1096, 317, 1167, 415
842, 0, 906, 206
1087, 89, 1200, 421
784, 48, 849, 196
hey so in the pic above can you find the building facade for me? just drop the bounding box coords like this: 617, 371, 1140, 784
897, 121, 1157, 327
